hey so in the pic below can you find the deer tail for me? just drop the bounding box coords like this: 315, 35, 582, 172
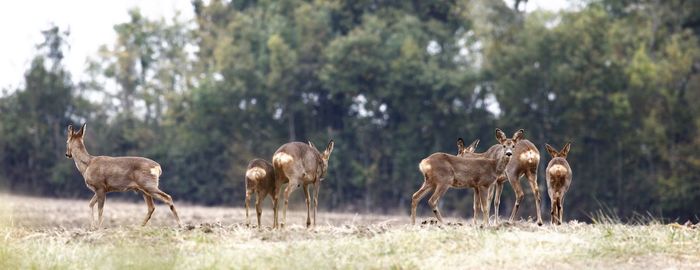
419, 159, 431, 174
246, 167, 267, 180
520, 150, 540, 166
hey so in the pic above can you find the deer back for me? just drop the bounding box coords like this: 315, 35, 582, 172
246, 158, 275, 193
420, 152, 501, 188
419, 153, 454, 184
546, 158, 571, 201
85, 156, 161, 191
460, 144, 501, 159
509, 139, 540, 172
273, 142, 323, 183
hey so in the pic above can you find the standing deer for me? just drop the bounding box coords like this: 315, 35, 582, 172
244, 158, 276, 228
411, 129, 519, 225
497, 135, 542, 225
272, 140, 334, 228
65, 123, 181, 228
457, 129, 542, 225
457, 138, 490, 219
545, 143, 572, 225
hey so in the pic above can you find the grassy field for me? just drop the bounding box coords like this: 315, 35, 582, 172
0, 194, 698, 269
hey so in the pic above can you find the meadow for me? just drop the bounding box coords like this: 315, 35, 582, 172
0, 194, 698, 269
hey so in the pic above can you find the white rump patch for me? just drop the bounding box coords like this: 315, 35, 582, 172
150, 166, 161, 178
273, 152, 294, 165
548, 164, 567, 175
246, 167, 267, 180
419, 159, 431, 173
519, 150, 539, 163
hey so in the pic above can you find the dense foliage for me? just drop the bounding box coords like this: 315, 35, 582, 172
1, 0, 698, 221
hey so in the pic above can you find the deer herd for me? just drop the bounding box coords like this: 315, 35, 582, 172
64, 124, 572, 229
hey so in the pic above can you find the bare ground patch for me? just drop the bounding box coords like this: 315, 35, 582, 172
1, 194, 699, 269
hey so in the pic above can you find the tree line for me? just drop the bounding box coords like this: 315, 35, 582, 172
0, 0, 698, 221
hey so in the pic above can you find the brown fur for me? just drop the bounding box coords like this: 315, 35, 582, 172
272, 140, 334, 228
456, 138, 505, 223
460, 131, 543, 225
545, 143, 572, 225
65, 124, 181, 228
245, 158, 276, 228
498, 139, 543, 225
411, 129, 520, 226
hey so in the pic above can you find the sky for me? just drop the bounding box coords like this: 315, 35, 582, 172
0, 0, 193, 91
0, 0, 572, 91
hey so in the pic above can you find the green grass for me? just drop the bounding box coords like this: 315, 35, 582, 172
0, 195, 699, 269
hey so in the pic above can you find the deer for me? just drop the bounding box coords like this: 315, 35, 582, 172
244, 158, 276, 228
456, 138, 491, 219
65, 123, 181, 228
411, 129, 520, 226
456, 129, 542, 225
496, 134, 542, 225
272, 140, 334, 228
545, 143, 572, 225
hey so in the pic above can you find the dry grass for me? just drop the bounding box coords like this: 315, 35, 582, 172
1, 194, 699, 269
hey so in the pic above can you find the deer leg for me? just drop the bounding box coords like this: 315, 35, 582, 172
245, 189, 252, 227
96, 190, 106, 229
493, 180, 505, 224
142, 193, 155, 226
410, 182, 433, 225
148, 188, 182, 227
508, 172, 525, 223
303, 183, 311, 228
427, 184, 448, 223
256, 192, 263, 229
483, 184, 494, 223
478, 186, 490, 226
472, 189, 481, 225
553, 197, 561, 225
272, 184, 281, 229
526, 171, 543, 226
281, 180, 299, 229
312, 181, 320, 227
558, 197, 565, 225
549, 193, 556, 225
473, 188, 481, 225
88, 194, 97, 228
482, 186, 492, 224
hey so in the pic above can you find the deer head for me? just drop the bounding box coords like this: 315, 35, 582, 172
308, 139, 335, 179
65, 123, 87, 159
545, 142, 571, 158
457, 138, 480, 156
495, 128, 523, 158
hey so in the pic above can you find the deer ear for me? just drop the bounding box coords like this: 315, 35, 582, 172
466, 139, 479, 153
67, 125, 74, 135
308, 140, 317, 150
560, 142, 571, 157
77, 123, 86, 138
512, 129, 525, 142
545, 144, 558, 157
324, 140, 334, 157
456, 138, 466, 155
495, 128, 507, 144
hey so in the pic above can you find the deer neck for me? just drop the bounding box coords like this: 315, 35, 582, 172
495, 154, 511, 175
72, 143, 93, 175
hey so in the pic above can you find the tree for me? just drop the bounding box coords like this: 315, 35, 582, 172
0, 26, 87, 195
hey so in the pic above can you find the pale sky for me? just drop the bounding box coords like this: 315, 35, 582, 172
0, 0, 571, 91
0, 0, 194, 91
